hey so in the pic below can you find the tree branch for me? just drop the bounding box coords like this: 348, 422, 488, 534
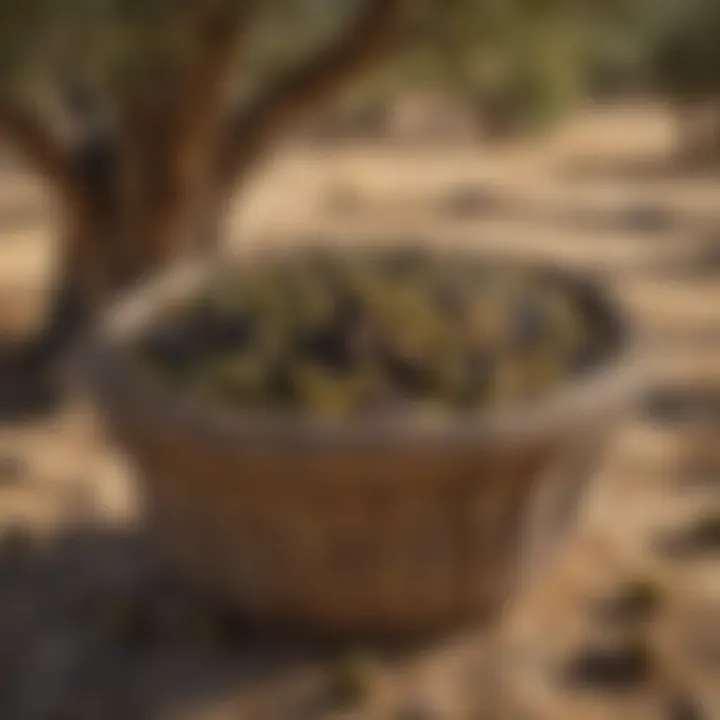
177, 0, 258, 142
217, 0, 411, 188
0, 98, 84, 212
112, 2, 257, 258
116, 0, 257, 240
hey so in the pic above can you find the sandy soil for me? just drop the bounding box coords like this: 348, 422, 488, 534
0, 103, 719, 719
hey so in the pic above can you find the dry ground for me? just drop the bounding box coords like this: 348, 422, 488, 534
0, 103, 719, 718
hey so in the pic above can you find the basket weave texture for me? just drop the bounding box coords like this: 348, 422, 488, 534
85, 258, 643, 634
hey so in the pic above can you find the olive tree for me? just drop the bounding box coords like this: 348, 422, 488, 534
0, 0, 588, 373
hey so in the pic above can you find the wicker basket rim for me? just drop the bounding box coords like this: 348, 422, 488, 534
81, 247, 652, 449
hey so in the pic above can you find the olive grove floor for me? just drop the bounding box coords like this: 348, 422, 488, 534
0, 102, 719, 718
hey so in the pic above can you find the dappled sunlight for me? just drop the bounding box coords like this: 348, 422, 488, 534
0, 101, 718, 716
0, 0, 719, 714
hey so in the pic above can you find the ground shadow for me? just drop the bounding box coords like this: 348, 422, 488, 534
0, 522, 474, 719
0, 523, 323, 719
0, 320, 81, 423
0, 364, 66, 423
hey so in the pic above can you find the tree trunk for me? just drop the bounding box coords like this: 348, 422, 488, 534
0, 0, 412, 400
5, 167, 230, 382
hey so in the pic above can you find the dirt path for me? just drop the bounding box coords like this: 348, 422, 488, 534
0, 104, 719, 718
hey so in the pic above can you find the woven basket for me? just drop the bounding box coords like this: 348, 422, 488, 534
83, 252, 646, 636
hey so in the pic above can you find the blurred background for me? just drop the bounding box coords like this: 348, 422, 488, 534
0, 0, 720, 718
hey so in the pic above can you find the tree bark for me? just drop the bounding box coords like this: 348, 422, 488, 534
0, 0, 413, 391
218, 0, 411, 188
0, 99, 85, 213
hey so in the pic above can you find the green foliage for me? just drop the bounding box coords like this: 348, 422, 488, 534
575, 0, 720, 104
2, 0, 711, 140
0, 0, 621, 126
401, 0, 598, 134
649, 0, 720, 102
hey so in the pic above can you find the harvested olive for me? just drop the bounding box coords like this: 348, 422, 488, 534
140, 325, 202, 373
135, 246, 607, 419
561, 638, 652, 690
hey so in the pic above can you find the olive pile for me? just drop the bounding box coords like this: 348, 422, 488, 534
135, 247, 606, 419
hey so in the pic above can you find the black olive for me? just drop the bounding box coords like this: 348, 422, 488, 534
561, 639, 652, 691
301, 323, 354, 373
135, 248, 602, 418
510, 301, 548, 350
654, 513, 720, 558
203, 313, 255, 352
382, 348, 434, 397
140, 325, 201, 372
300, 291, 369, 373
642, 386, 720, 427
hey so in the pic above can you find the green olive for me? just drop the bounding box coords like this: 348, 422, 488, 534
137, 247, 604, 418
